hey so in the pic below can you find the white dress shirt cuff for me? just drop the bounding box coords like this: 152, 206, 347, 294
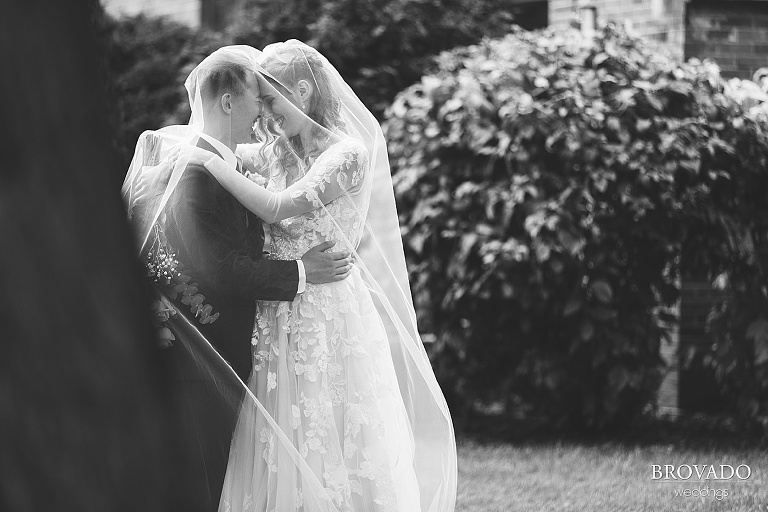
296, 260, 306, 294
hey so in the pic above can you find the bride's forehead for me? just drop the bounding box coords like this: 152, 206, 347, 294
255, 74, 293, 97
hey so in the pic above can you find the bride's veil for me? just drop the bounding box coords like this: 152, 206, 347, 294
120, 42, 456, 512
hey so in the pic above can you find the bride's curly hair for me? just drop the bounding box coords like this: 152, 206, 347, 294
258, 44, 347, 178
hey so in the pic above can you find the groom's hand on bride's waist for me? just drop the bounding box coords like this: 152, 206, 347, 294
301, 241, 354, 284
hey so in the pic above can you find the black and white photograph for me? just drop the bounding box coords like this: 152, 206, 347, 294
2, 1, 768, 511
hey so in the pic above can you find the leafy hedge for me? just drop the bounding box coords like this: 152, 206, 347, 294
385, 25, 768, 429
703, 71, 768, 433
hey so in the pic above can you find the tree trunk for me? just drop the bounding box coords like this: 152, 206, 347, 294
0, 1, 199, 511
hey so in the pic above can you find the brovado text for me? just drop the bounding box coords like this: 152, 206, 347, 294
651, 464, 752, 481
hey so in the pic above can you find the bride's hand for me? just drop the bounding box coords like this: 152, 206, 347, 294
133, 159, 172, 205
132, 147, 231, 205
133, 146, 197, 199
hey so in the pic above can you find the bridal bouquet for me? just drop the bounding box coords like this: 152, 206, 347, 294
145, 224, 220, 347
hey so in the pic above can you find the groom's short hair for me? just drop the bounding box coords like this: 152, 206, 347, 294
199, 61, 250, 101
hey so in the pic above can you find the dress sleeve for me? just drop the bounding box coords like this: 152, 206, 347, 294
205, 138, 368, 223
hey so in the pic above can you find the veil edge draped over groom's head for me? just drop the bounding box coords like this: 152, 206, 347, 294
124, 46, 287, 248
121, 42, 457, 512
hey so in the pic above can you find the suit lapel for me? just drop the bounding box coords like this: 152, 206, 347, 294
195, 139, 259, 233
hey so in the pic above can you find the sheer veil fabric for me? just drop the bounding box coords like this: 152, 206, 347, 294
121, 42, 456, 512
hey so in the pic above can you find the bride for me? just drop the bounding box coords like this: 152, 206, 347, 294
192, 42, 456, 512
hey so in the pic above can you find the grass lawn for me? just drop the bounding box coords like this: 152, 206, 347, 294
456, 439, 768, 512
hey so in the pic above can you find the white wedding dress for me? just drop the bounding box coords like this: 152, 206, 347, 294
219, 139, 422, 512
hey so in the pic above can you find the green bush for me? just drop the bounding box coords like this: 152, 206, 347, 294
703, 70, 768, 433
385, 24, 768, 430
97, 12, 226, 165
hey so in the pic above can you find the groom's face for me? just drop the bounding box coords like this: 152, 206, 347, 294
229, 73, 263, 144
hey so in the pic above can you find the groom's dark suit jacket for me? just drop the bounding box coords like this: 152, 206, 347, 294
162, 138, 298, 510
164, 138, 298, 379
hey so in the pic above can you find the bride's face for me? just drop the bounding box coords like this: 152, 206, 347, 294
260, 81, 309, 138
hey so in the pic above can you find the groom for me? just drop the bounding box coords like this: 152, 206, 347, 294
161, 50, 352, 510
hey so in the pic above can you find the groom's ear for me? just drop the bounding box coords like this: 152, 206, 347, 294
219, 93, 233, 115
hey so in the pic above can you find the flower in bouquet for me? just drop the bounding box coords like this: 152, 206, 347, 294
144, 224, 220, 348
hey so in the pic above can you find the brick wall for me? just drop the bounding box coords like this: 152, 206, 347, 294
657, 300, 680, 415
549, 0, 686, 58
685, 1, 768, 78
548, 0, 768, 77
